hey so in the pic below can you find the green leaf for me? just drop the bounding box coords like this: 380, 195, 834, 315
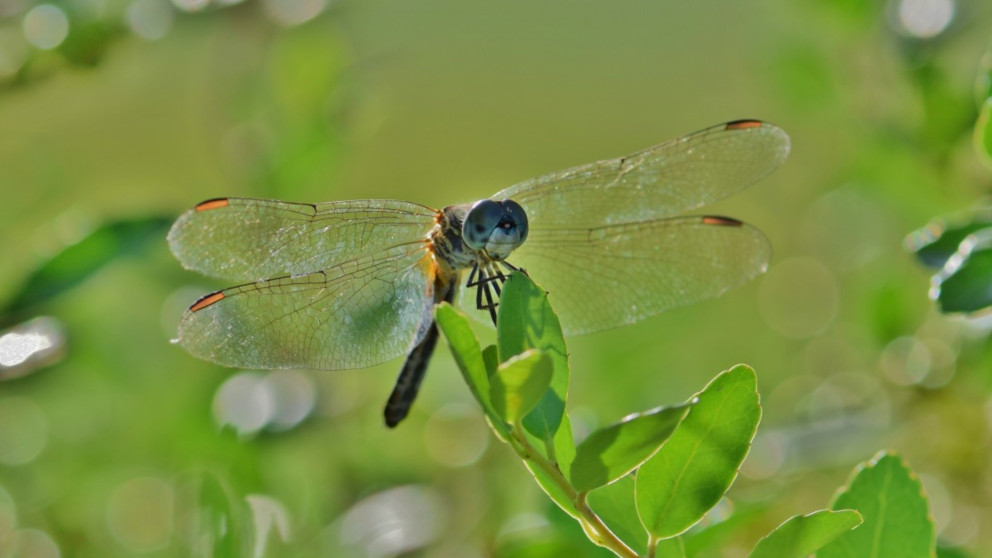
748, 509, 862, 558
435, 303, 508, 434
490, 349, 553, 424
570, 404, 690, 492
2, 216, 171, 320
497, 272, 570, 445
587, 475, 649, 555
818, 452, 935, 558
482, 344, 500, 378
906, 216, 992, 269
636, 365, 761, 538
931, 232, 992, 313
976, 98, 992, 168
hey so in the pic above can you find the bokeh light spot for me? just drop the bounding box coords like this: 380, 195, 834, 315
213, 372, 275, 436
0, 317, 64, 381
169, 0, 207, 14
758, 258, 839, 339
739, 432, 786, 479
0, 27, 30, 78
0, 397, 48, 466
262, 0, 327, 26
0, 331, 51, 367
12, 528, 60, 558
246, 495, 291, 557
423, 403, 489, 467
339, 485, 442, 558
801, 188, 888, 270
126, 0, 173, 41
22, 4, 69, 50
879, 336, 930, 385
895, 0, 954, 38
106, 477, 174, 552
0, 485, 17, 545
262, 370, 316, 431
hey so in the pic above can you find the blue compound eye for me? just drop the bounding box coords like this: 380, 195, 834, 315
501, 200, 528, 244
463, 199, 503, 250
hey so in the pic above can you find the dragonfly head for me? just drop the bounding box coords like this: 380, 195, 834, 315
463, 199, 529, 260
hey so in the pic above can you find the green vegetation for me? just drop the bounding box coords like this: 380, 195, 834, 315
2, 1, 992, 557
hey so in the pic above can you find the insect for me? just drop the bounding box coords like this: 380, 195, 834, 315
168, 120, 790, 427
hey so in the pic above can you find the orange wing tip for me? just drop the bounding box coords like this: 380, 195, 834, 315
724, 120, 763, 131
190, 292, 225, 312
702, 215, 744, 227
195, 198, 230, 212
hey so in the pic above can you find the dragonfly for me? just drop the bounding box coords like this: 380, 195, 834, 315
169, 119, 790, 427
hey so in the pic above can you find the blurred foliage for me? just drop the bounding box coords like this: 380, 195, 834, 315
1, 216, 171, 325
908, 36, 992, 315
3, 0, 992, 556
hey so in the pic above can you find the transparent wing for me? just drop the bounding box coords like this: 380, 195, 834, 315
176, 242, 436, 370
471, 216, 771, 336
494, 121, 790, 228
168, 197, 438, 282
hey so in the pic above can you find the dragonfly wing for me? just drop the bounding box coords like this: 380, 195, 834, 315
506, 216, 771, 336
168, 197, 437, 282
175, 242, 436, 370
494, 121, 789, 228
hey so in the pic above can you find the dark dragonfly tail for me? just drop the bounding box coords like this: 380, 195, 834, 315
383, 277, 456, 428
384, 322, 441, 427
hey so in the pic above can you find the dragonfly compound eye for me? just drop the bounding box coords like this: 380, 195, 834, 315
501, 200, 528, 245
463, 199, 504, 251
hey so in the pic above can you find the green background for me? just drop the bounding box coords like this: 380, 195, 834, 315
2, 0, 991, 556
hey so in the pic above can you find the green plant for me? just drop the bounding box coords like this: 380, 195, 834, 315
907, 37, 992, 315
437, 272, 935, 557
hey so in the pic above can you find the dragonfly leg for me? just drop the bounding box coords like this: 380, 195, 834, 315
488, 263, 504, 298
466, 263, 478, 288
473, 265, 486, 314
466, 261, 502, 325
481, 277, 498, 325
499, 259, 528, 277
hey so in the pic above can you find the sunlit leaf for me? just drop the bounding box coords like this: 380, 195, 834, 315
490, 349, 553, 424
747, 509, 861, 558
570, 403, 690, 492
587, 475, 649, 555
436, 303, 508, 434
906, 215, 992, 269
2, 216, 171, 321
818, 452, 934, 558
636, 365, 761, 538
930, 231, 992, 313
498, 272, 569, 446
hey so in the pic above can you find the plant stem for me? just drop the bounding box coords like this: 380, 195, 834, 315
511, 424, 641, 558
